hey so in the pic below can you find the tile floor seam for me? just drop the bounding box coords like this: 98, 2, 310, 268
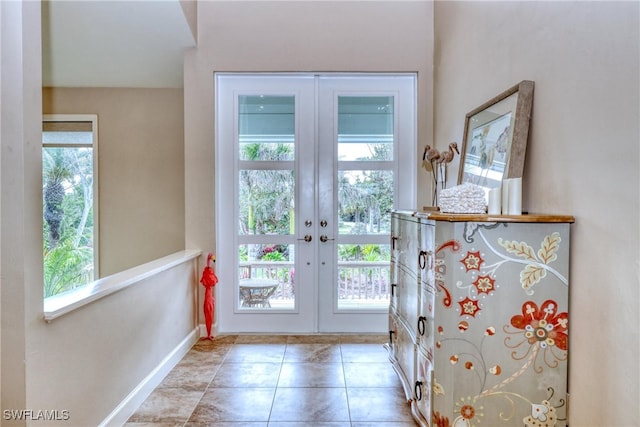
183, 388, 206, 426
344, 365, 354, 426
266, 350, 285, 424
187, 339, 228, 425
341, 342, 355, 426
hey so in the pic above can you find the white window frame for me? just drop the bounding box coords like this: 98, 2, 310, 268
42, 114, 100, 292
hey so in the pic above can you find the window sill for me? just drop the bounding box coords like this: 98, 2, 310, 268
44, 249, 202, 322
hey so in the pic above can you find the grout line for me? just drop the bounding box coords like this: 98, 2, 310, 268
341, 344, 354, 426
266, 342, 286, 423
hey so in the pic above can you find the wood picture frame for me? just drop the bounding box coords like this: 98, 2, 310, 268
458, 80, 534, 189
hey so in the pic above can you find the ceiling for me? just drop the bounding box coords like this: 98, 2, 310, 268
42, 0, 196, 88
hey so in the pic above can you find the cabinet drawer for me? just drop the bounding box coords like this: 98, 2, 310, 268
418, 280, 436, 351
389, 312, 416, 400
416, 314, 434, 354
395, 265, 419, 327
414, 346, 433, 424
391, 212, 421, 327
389, 260, 398, 310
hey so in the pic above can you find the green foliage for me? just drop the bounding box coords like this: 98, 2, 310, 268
258, 244, 289, 261
239, 245, 248, 261
241, 142, 293, 161
42, 146, 94, 297
338, 244, 390, 262
239, 142, 393, 237
337, 144, 393, 234
43, 149, 73, 248
262, 251, 285, 261
239, 143, 294, 235
43, 240, 94, 297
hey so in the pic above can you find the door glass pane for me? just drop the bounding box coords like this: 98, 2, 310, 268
238, 243, 295, 310
338, 170, 393, 235
239, 95, 295, 160
239, 169, 295, 235
338, 96, 393, 161
336, 94, 395, 314
337, 243, 391, 310
236, 93, 297, 311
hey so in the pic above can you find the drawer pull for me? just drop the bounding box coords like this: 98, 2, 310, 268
419, 251, 427, 269
389, 330, 395, 344
391, 283, 397, 296
417, 316, 427, 336
419, 250, 433, 270
414, 381, 423, 401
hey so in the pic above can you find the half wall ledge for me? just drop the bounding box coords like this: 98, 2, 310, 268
44, 249, 202, 322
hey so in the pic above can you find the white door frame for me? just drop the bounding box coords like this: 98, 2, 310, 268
215, 73, 416, 334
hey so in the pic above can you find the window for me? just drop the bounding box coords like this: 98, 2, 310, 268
42, 115, 98, 298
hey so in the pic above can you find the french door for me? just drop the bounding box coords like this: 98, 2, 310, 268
216, 74, 415, 333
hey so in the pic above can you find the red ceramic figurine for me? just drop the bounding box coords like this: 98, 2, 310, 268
199, 253, 218, 340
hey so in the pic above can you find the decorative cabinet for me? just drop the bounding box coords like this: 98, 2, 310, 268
387, 211, 574, 427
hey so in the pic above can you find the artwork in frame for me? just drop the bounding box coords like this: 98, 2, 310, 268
458, 80, 534, 190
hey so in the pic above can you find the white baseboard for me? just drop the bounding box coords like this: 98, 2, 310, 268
99, 328, 199, 427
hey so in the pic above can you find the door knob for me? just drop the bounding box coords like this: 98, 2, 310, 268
319, 235, 335, 242
297, 235, 312, 242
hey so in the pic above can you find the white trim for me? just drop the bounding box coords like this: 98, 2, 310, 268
98, 327, 199, 427
44, 250, 202, 322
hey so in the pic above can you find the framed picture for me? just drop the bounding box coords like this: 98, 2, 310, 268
458, 80, 534, 190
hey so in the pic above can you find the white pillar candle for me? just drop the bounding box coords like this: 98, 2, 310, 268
488, 187, 501, 215
508, 177, 522, 215
501, 179, 510, 214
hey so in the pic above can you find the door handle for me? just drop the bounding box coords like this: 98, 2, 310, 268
319, 235, 335, 243
297, 235, 312, 242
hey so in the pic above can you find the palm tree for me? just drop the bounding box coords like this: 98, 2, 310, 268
43, 239, 93, 297
239, 143, 294, 235
43, 148, 72, 249
42, 147, 95, 297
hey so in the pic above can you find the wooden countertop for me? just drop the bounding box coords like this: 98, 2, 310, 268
408, 211, 575, 223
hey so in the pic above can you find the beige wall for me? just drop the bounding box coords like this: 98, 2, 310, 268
4, 1, 638, 425
28, 260, 198, 426
433, 1, 639, 424
43, 87, 186, 276
2, 6, 197, 425
184, 1, 435, 311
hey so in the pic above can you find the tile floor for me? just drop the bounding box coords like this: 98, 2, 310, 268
125, 334, 418, 426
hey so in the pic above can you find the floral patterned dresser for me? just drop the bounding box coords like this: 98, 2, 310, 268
387, 210, 574, 427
